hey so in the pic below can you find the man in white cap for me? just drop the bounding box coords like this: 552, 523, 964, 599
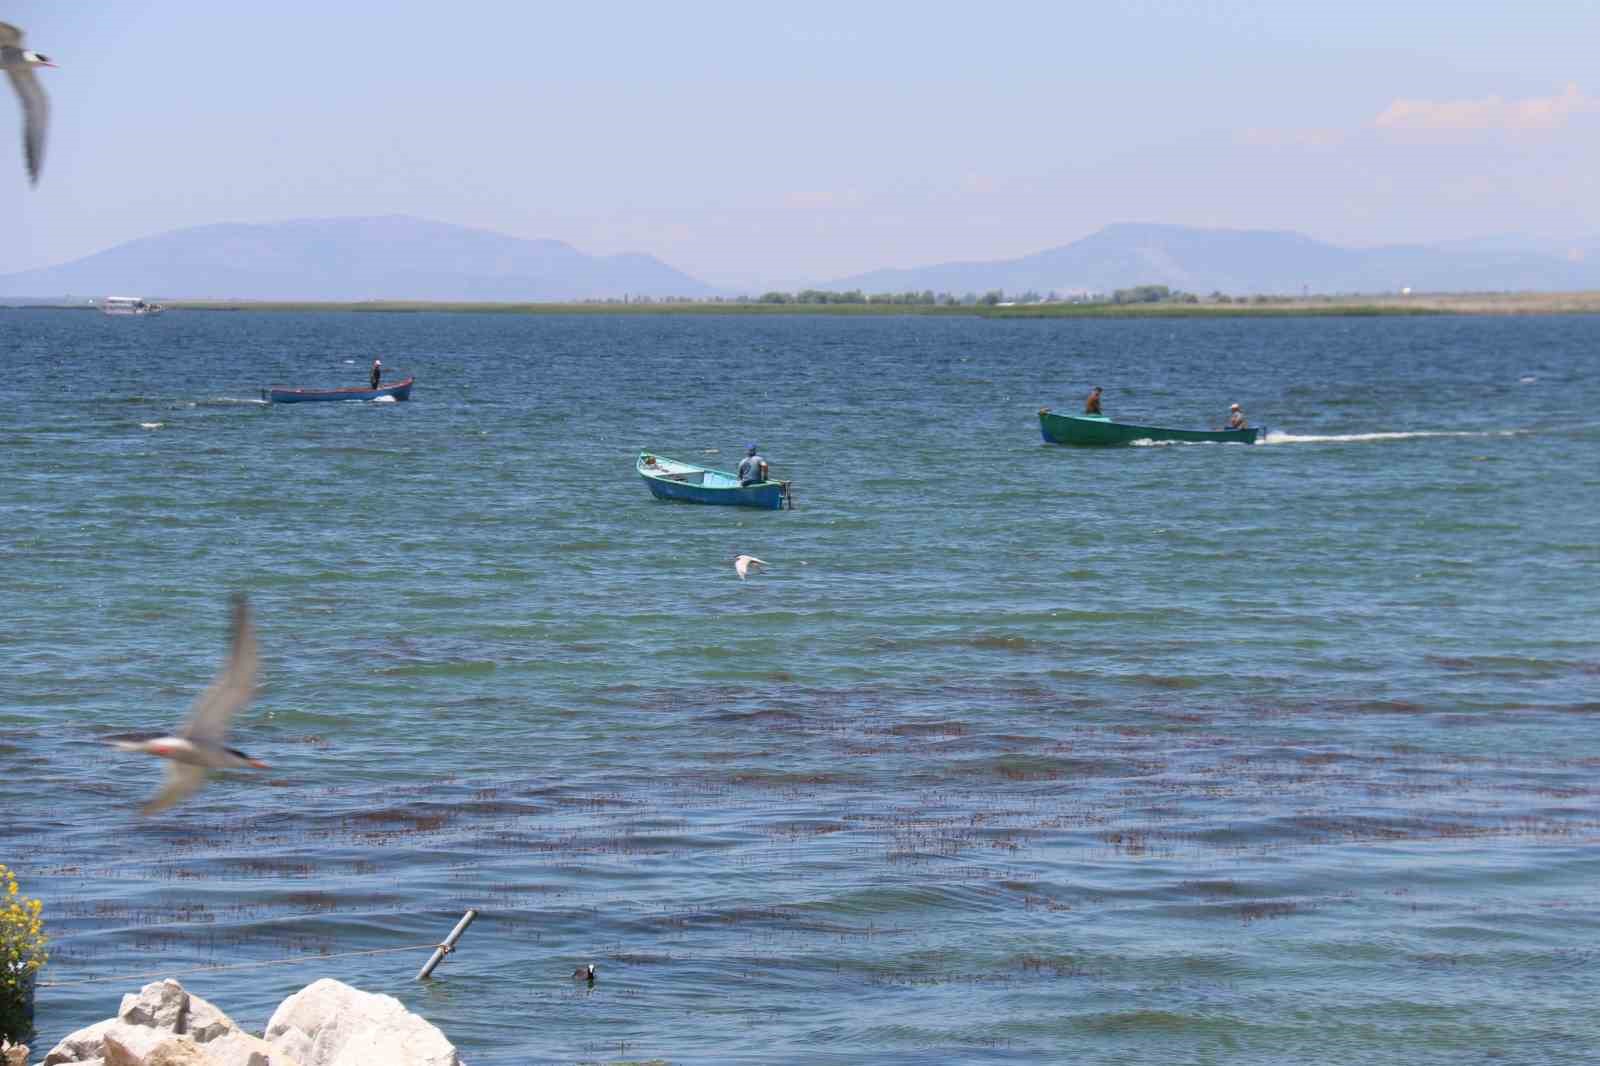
1227, 403, 1247, 430
370, 358, 383, 389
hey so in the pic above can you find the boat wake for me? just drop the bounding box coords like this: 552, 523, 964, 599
1261, 429, 1522, 445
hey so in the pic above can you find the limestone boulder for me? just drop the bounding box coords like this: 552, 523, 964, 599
101, 1028, 214, 1066
117, 981, 188, 1033
201, 1030, 305, 1066
260, 1025, 311, 1066
181, 992, 241, 1045
40, 1017, 118, 1063
44, 980, 248, 1065
264, 979, 461, 1066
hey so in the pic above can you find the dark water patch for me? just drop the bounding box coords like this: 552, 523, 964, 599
1074, 1009, 1213, 1034
1125, 673, 1205, 690
881, 720, 969, 738
954, 753, 1157, 784
344, 807, 454, 832
965, 634, 1032, 651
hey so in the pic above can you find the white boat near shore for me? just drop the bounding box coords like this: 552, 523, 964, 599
99, 295, 165, 316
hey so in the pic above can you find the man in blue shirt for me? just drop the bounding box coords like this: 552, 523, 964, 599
738, 444, 768, 486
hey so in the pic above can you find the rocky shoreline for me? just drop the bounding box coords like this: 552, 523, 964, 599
21, 977, 462, 1066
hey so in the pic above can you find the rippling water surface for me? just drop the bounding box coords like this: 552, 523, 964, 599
3, 309, 1598, 1064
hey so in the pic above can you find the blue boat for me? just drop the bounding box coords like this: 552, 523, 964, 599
263, 376, 415, 404
637, 452, 792, 510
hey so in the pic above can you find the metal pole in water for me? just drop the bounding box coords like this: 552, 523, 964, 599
416, 909, 478, 980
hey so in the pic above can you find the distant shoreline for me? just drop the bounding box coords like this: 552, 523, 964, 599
9, 292, 1600, 316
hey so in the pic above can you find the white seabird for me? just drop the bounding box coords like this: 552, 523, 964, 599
112, 594, 267, 814
0, 22, 54, 185
733, 555, 767, 580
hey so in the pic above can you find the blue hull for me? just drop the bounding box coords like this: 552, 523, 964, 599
264, 377, 415, 403
637, 453, 791, 510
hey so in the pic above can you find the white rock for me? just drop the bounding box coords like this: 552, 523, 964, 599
40, 1018, 118, 1064
202, 1030, 305, 1066
325, 1025, 449, 1066
181, 992, 241, 1044
118, 980, 189, 1032
264, 979, 461, 1066
102, 1027, 215, 1066
262, 1026, 312, 1066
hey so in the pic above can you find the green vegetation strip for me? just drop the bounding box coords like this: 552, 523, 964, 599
163, 299, 1450, 317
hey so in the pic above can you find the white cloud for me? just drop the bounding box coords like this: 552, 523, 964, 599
1374, 83, 1597, 132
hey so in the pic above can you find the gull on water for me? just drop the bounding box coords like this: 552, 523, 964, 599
0, 22, 53, 184
111, 594, 267, 815
733, 555, 767, 579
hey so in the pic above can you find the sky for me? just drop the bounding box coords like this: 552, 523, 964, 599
5, 0, 1600, 288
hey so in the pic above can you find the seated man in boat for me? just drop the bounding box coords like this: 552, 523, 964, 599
1226, 403, 1248, 430
370, 359, 383, 389
1085, 386, 1104, 415
738, 444, 769, 486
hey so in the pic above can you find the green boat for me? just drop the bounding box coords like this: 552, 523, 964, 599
1039, 409, 1263, 446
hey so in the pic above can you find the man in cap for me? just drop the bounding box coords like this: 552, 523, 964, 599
370, 358, 383, 389
737, 444, 768, 486
1226, 403, 1248, 430
1084, 386, 1104, 415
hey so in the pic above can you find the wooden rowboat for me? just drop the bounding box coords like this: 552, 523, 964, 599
263, 377, 415, 404
637, 452, 792, 510
1039, 409, 1262, 446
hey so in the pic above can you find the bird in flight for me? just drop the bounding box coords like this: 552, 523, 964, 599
0, 22, 54, 185
733, 555, 767, 580
112, 594, 267, 814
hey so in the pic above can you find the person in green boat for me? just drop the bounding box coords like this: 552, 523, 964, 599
1085, 386, 1104, 415
1227, 403, 1248, 430
738, 444, 769, 486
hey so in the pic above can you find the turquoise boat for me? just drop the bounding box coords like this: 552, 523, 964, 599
1039, 409, 1262, 446
637, 453, 792, 510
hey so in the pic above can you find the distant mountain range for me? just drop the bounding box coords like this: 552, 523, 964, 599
4, 217, 1600, 301
0, 216, 715, 301
825, 222, 1600, 296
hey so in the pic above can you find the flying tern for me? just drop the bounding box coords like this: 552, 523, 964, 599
112, 594, 266, 814
0, 22, 54, 184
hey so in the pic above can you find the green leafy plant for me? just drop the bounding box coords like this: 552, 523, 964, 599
0, 864, 46, 1045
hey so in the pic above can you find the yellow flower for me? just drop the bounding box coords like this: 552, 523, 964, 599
0, 867, 46, 992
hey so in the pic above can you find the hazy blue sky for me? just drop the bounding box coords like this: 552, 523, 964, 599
5, 1, 1600, 287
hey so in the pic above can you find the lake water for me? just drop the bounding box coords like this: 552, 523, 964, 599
2, 309, 1598, 1064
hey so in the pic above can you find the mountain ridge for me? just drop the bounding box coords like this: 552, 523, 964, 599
7, 216, 1600, 301
0, 215, 716, 301
823, 222, 1600, 296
